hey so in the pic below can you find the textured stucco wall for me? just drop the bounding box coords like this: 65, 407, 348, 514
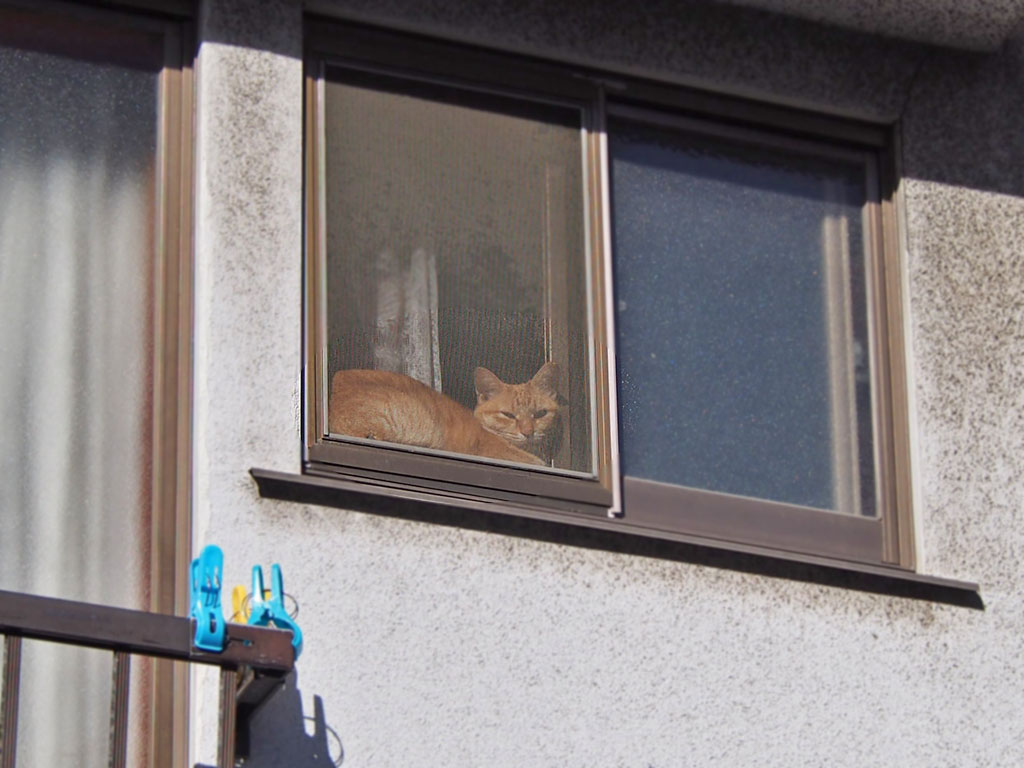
192, 0, 304, 757
192, 0, 1024, 765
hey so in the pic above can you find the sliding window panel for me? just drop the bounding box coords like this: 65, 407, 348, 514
608, 107, 894, 562
307, 53, 613, 509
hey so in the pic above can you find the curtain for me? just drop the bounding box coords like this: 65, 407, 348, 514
0, 41, 158, 767
372, 247, 442, 391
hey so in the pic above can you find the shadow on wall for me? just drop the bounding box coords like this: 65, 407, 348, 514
204, 0, 1024, 200
900, 33, 1024, 199
241, 670, 344, 766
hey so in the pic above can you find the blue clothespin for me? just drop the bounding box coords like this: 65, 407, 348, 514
190, 545, 226, 653
248, 563, 303, 660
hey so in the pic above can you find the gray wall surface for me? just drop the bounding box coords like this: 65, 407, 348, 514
191, 0, 1024, 764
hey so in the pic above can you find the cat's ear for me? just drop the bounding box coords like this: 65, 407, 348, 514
530, 361, 560, 398
474, 366, 504, 402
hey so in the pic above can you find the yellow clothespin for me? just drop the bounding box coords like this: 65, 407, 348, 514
231, 584, 250, 622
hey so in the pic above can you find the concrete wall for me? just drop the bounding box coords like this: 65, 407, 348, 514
191, 0, 1024, 764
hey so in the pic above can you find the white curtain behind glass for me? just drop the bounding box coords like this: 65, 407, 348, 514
0, 43, 157, 767
372, 247, 442, 390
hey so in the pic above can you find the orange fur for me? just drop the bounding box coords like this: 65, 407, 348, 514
328, 364, 560, 466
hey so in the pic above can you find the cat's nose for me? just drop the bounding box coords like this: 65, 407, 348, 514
518, 418, 534, 437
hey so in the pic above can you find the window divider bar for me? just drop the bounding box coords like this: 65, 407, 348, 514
1, 634, 22, 768
108, 650, 131, 768
591, 84, 623, 516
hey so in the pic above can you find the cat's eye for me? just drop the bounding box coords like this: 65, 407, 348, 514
500, 411, 516, 419
534, 410, 548, 418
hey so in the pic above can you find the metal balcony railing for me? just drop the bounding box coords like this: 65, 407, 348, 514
0, 588, 295, 768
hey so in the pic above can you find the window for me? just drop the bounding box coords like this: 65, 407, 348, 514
609, 108, 912, 566
303, 21, 914, 570
0, 1, 192, 764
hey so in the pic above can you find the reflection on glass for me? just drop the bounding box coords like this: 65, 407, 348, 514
323, 68, 593, 473
610, 118, 876, 514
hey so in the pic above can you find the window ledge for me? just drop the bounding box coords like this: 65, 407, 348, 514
250, 467, 982, 609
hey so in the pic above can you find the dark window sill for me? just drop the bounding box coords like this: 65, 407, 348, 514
250, 467, 982, 609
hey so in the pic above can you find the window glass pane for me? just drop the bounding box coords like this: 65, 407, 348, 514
610, 118, 875, 515
0, 18, 161, 766
323, 67, 593, 474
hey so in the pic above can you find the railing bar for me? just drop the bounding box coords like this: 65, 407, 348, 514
217, 667, 238, 768
0, 590, 293, 671
108, 650, 131, 768
1, 635, 23, 768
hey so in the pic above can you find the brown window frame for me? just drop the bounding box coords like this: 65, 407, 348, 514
301, 18, 916, 573
0, 1, 195, 765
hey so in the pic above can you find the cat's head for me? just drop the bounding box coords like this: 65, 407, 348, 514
473, 362, 561, 448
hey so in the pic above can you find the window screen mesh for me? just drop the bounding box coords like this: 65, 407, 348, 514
323, 68, 593, 473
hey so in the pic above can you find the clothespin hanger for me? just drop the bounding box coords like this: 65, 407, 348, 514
248, 563, 303, 660
190, 544, 226, 653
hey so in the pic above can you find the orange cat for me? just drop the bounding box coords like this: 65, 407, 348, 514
328, 363, 560, 466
